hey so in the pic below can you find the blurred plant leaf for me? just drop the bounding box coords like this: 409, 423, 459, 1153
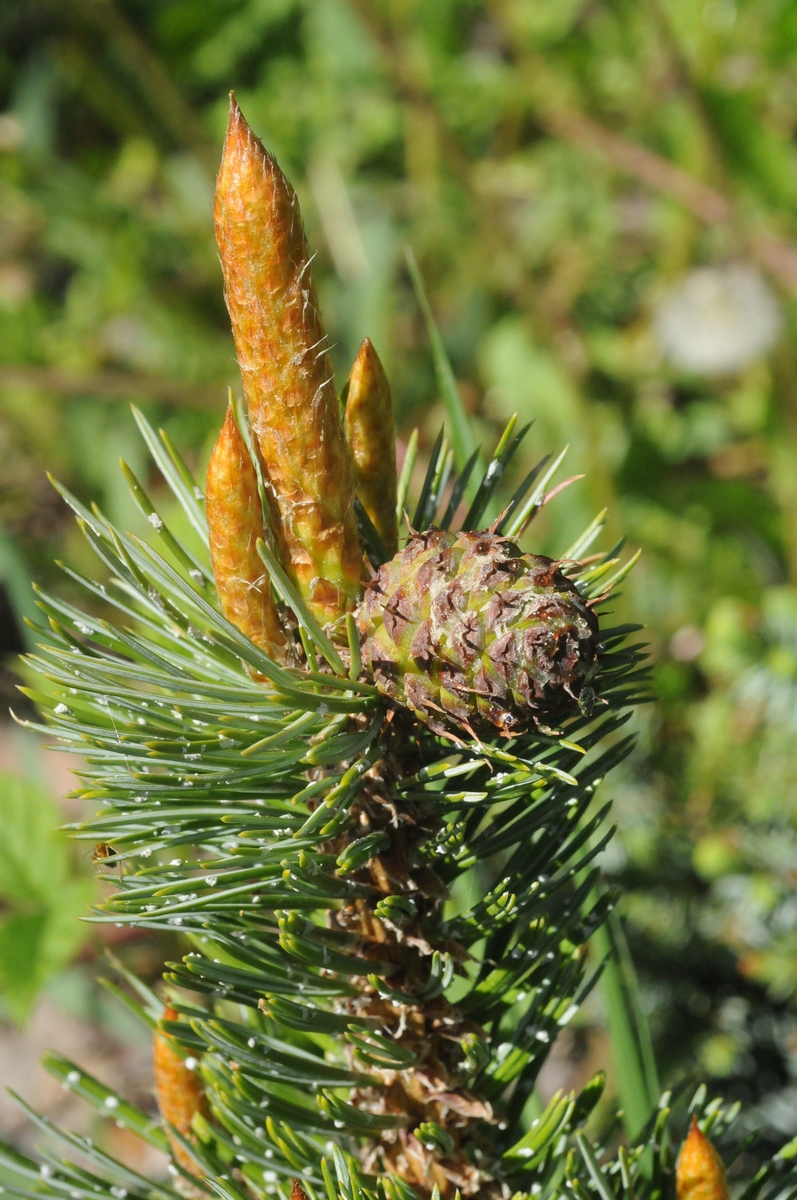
405, 246, 481, 489
0, 770, 94, 1022
592, 913, 659, 1139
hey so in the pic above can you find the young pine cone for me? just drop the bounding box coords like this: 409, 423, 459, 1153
356, 528, 599, 739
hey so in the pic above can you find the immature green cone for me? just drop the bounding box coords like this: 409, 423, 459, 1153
206, 404, 287, 659
357, 528, 599, 738
214, 96, 362, 622
345, 338, 398, 556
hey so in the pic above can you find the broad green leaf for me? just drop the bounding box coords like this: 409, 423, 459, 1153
0, 877, 93, 1022
0, 770, 69, 904
0, 771, 94, 1022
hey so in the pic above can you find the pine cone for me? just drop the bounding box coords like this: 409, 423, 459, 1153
356, 528, 599, 738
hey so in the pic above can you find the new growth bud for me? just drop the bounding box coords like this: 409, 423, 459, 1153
206, 404, 287, 659
676, 1116, 730, 1200
214, 95, 362, 622
153, 1006, 209, 1180
344, 338, 398, 557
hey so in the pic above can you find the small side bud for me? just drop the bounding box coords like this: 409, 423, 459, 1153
374, 893, 417, 926
214, 95, 362, 621
291, 1182, 310, 1200
344, 338, 398, 557
676, 1116, 730, 1200
460, 1032, 490, 1075
206, 405, 287, 659
153, 1006, 209, 1180
415, 1121, 455, 1154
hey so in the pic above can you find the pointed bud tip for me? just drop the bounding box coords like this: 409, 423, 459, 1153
216, 90, 291, 220
348, 337, 389, 393
226, 90, 245, 131
352, 336, 380, 367
684, 1114, 708, 1150
676, 1115, 729, 1200
290, 1182, 309, 1200
209, 403, 242, 465
219, 92, 263, 169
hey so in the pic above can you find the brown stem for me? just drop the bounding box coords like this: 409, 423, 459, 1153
328, 741, 498, 1199
539, 107, 732, 225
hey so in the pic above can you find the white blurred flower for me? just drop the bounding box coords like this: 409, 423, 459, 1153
670, 625, 705, 662
655, 264, 781, 376
99, 314, 164, 371
0, 263, 33, 309
0, 113, 24, 152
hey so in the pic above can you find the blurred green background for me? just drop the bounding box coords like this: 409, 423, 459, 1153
2, 0, 797, 1156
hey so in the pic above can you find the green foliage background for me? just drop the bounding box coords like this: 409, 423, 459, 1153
2, 0, 797, 1154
